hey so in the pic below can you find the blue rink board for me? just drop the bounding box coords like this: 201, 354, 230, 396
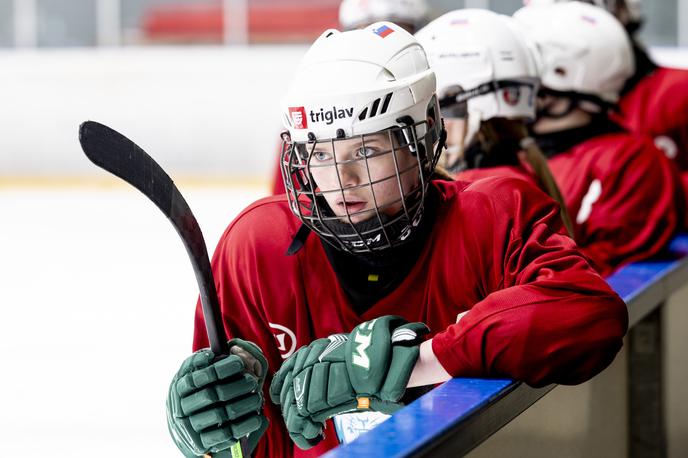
324, 234, 688, 458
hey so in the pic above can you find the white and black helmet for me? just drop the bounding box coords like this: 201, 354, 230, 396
417, 9, 540, 147
280, 23, 444, 254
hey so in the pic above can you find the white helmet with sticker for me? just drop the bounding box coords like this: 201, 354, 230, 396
280, 23, 444, 254
416, 9, 540, 145
514, 1, 634, 103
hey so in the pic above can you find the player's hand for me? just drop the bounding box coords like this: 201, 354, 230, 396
167, 339, 269, 457
270, 315, 429, 449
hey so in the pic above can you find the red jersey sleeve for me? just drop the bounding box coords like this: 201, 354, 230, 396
431, 178, 628, 387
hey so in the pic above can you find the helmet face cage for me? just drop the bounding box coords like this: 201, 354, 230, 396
280, 114, 442, 254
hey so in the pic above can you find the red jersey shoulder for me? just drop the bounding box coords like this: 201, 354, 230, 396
215, 195, 300, 257
568, 131, 667, 171
455, 165, 536, 187
619, 67, 688, 136
461, 174, 551, 204
433, 176, 557, 230
626, 67, 688, 111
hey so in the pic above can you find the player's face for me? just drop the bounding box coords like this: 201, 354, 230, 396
532, 92, 576, 134
308, 133, 419, 224
442, 118, 467, 170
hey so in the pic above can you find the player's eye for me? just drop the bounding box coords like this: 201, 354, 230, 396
355, 147, 378, 159
312, 150, 332, 162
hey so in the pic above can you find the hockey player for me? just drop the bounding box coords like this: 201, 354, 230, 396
514, 2, 684, 275
166, 24, 628, 457
416, 9, 574, 236
271, 0, 431, 195
339, 0, 429, 33
524, 0, 688, 205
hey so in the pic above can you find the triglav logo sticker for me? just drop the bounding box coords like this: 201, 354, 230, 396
310, 106, 354, 125
289, 107, 308, 129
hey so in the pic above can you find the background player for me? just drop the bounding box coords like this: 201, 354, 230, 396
339, 0, 429, 33
514, 1, 685, 275
524, 0, 688, 212
416, 8, 574, 236
166, 23, 627, 457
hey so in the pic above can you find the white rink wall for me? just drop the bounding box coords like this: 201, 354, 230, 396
0, 45, 686, 180
0, 45, 308, 179
0, 45, 687, 180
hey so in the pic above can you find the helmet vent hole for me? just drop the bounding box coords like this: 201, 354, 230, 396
370, 98, 381, 117
554, 67, 567, 76
380, 92, 393, 114
358, 107, 369, 121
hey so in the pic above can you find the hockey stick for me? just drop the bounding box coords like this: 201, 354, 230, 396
78, 120, 249, 458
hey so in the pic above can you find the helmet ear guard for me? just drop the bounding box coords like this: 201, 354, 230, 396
393, 94, 443, 161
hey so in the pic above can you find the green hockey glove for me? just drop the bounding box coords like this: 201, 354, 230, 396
167, 339, 269, 457
270, 316, 429, 449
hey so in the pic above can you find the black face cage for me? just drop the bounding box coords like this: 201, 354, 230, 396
279, 114, 444, 254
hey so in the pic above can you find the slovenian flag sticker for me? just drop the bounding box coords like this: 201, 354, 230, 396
373, 25, 394, 38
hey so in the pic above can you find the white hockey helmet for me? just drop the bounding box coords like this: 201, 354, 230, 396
416, 9, 540, 147
523, 0, 642, 28
339, 0, 430, 32
514, 1, 634, 104
280, 23, 444, 254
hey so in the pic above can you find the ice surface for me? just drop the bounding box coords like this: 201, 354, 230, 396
0, 184, 266, 456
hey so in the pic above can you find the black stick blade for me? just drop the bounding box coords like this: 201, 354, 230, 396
80, 121, 176, 217
78, 121, 229, 356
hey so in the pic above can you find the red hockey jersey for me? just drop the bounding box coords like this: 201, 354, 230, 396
456, 164, 536, 187
192, 178, 627, 457
454, 135, 683, 276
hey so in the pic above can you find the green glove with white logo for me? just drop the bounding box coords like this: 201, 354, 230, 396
270, 316, 429, 449
167, 339, 269, 457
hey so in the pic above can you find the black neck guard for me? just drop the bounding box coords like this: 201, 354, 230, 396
320, 185, 438, 315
